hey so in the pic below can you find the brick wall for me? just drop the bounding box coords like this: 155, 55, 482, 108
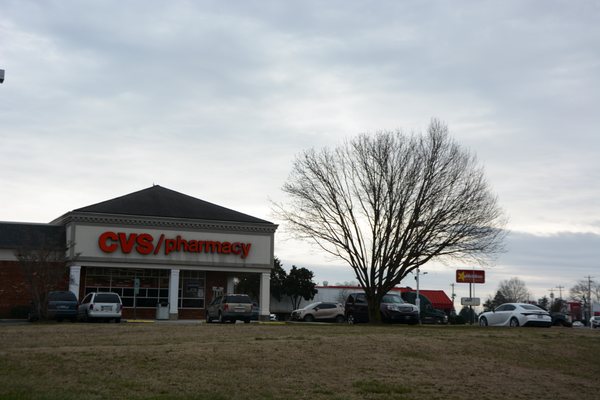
0, 261, 68, 318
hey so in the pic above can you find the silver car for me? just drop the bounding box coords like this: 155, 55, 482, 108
206, 294, 253, 323
590, 316, 600, 328
78, 292, 123, 323
291, 302, 345, 323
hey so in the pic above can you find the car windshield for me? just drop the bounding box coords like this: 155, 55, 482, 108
382, 295, 403, 304
520, 304, 544, 311
95, 294, 120, 303
226, 295, 251, 304
48, 292, 76, 301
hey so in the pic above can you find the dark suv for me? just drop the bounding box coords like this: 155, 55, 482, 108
47, 291, 79, 322
345, 292, 419, 324
29, 291, 79, 322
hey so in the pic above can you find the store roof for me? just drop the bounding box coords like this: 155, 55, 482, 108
0, 222, 65, 249
397, 288, 454, 311
71, 185, 273, 224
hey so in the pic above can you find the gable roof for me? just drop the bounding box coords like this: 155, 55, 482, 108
71, 185, 273, 225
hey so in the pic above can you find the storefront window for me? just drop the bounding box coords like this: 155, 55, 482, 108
84, 267, 206, 309
84, 267, 169, 308
179, 270, 206, 309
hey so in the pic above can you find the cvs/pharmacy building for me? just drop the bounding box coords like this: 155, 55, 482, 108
0, 186, 277, 320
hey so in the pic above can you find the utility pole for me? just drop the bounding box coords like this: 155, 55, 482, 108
586, 275, 594, 327
556, 285, 564, 300
450, 283, 456, 315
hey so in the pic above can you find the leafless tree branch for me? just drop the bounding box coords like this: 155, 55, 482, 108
274, 119, 507, 322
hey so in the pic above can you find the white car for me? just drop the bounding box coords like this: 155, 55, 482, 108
590, 316, 600, 328
78, 292, 123, 322
479, 303, 551, 327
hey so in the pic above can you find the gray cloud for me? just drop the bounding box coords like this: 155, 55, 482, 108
1, 1, 598, 298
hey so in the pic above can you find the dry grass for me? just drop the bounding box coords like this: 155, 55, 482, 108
0, 322, 598, 399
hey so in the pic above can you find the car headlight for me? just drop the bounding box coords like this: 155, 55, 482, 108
386, 305, 400, 311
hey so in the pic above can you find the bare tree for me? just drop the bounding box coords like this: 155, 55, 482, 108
570, 279, 599, 303
15, 241, 73, 321
275, 119, 506, 322
496, 277, 531, 303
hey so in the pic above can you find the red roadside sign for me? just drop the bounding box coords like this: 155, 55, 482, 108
456, 269, 485, 284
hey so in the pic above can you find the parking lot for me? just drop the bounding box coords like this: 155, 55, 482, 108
1, 321, 598, 399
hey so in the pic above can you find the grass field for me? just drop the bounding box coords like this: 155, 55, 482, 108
0, 322, 598, 400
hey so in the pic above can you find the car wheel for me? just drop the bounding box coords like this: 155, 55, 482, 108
244, 319, 250, 324
303, 314, 315, 322
509, 317, 520, 327
347, 314, 355, 325
335, 315, 345, 323
206, 313, 212, 323
115, 318, 121, 323
479, 317, 488, 327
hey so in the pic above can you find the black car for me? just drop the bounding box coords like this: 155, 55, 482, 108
29, 291, 79, 322
345, 292, 419, 324
551, 312, 572, 327
400, 292, 448, 324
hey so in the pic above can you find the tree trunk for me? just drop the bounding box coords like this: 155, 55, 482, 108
366, 293, 382, 324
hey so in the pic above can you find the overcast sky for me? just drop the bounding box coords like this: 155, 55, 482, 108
1, 1, 599, 308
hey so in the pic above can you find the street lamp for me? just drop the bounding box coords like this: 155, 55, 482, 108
410, 219, 426, 323
415, 267, 428, 324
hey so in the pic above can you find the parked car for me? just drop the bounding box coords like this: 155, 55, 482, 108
290, 302, 345, 322
551, 312, 572, 327
590, 315, 600, 328
479, 303, 551, 327
400, 292, 448, 324
78, 292, 123, 323
206, 294, 253, 323
345, 292, 419, 324
47, 291, 79, 322
29, 290, 79, 322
